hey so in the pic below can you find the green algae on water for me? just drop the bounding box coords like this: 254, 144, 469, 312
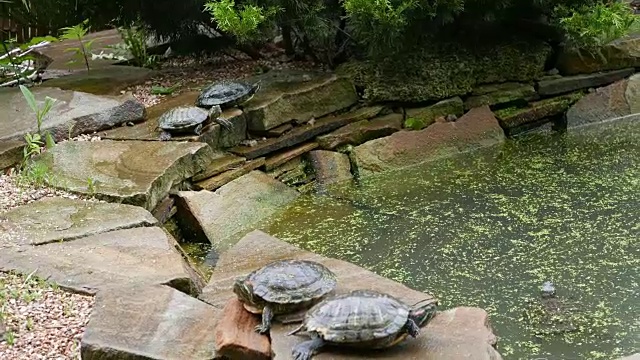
263, 118, 640, 359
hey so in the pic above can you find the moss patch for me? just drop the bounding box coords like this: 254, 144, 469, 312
495, 92, 584, 130
339, 40, 551, 103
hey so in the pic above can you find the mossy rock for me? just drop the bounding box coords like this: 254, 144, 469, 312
404, 97, 464, 130
339, 40, 551, 104
494, 92, 584, 131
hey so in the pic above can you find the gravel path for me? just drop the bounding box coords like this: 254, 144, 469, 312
0, 272, 94, 359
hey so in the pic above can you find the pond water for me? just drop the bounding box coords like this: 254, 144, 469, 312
261, 119, 640, 359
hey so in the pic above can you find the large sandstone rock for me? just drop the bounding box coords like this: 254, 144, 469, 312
264, 142, 318, 171
0, 197, 157, 245
230, 106, 384, 159
81, 285, 219, 360
194, 158, 265, 191
565, 78, 634, 129
308, 150, 353, 186
536, 68, 633, 97
352, 106, 505, 176
243, 72, 359, 131
0, 227, 196, 295
103, 93, 247, 150
0, 140, 23, 170
176, 171, 299, 250
340, 40, 550, 103
0, 87, 145, 142
36, 140, 212, 210
556, 35, 640, 75
199, 230, 502, 360
317, 114, 403, 149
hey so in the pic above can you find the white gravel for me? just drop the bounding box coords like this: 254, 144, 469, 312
0, 174, 79, 214
0, 272, 94, 360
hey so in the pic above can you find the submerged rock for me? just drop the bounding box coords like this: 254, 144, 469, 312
36, 140, 212, 211
176, 171, 299, 250
308, 150, 353, 186
199, 230, 502, 360
81, 285, 219, 360
353, 106, 505, 176
0, 87, 145, 142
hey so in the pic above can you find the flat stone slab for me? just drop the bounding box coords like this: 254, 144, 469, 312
231, 106, 384, 159
192, 152, 246, 182
317, 113, 403, 149
0, 140, 23, 170
176, 171, 299, 250
405, 97, 464, 130
199, 230, 501, 360
464, 83, 537, 110
494, 92, 583, 134
0, 227, 195, 295
353, 106, 505, 176
81, 285, 219, 360
536, 68, 634, 97
194, 158, 266, 191
264, 142, 319, 171
37, 140, 212, 211
0, 87, 145, 142
0, 197, 157, 245
43, 65, 155, 95
243, 72, 359, 131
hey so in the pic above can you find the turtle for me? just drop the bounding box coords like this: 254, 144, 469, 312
288, 290, 438, 360
196, 80, 260, 109
233, 259, 337, 335
157, 105, 232, 140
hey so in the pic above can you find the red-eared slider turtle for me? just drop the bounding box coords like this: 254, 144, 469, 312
158, 105, 232, 140
289, 290, 438, 360
233, 259, 337, 334
196, 80, 260, 109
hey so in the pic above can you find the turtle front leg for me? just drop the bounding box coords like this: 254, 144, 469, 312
159, 131, 172, 141
292, 334, 325, 360
404, 318, 420, 338
255, 305, 274, 334
194, 124, 203, 136
215, 117, 234, 131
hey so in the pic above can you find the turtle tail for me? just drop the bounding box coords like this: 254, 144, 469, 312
287, 324, 306, 336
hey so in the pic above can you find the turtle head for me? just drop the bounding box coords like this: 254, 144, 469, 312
207, 105, 222, 120
233, 276, 255, 304
409, 298, 438, 327
541, 281, 556, 299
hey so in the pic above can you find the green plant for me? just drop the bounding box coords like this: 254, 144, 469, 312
556, 2, 636, 52
116, 23, 159, 68
3, 328, 15, 346
23, 133, 43, 163
86, 177, 98, 194
204, 0, 277, 44
16, 161, 53, 188
151, 84, 180, 95
60, 19, 94, 72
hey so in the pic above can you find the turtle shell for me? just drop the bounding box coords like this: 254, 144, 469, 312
304, 290, 410, 345
196, 80, 258, 108
158, 106, 208, 131
247, 260, 337, 304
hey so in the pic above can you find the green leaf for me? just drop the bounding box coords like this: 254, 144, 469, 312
44, 132, 56, 149
19, 85, 38, 113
